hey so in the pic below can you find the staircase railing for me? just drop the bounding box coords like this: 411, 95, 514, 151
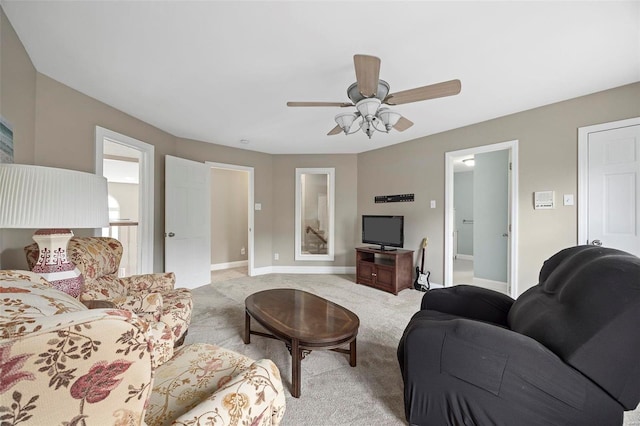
305, 226, 327, 244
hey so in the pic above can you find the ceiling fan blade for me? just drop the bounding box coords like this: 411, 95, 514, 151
327, 125, 343, 136
353, 54, 381, 98
287, 101, 353, 107
385, 79, 461, 105
394, 116, 414, 132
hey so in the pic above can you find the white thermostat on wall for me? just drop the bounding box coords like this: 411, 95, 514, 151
534, 191, 555, 209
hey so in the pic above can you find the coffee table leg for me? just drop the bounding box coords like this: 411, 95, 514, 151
292, 339, 301, 398
243, 311, 250, 344
350, 338, 357, 367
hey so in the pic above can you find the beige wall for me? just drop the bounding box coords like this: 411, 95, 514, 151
211, 168, 248, 265
358, 82, 640, 294
272, 155, 358, 266
0, 8, 36, 165
0, 8, 37, 268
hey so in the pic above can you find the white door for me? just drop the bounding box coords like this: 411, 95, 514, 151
585, 124, 640, 255
473, 150, 509, 284
165, 155, 211, 288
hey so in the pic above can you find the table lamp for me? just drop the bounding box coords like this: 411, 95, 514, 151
0, 163, 109, 297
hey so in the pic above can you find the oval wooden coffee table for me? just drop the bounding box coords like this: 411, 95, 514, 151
244, 288, 360, 398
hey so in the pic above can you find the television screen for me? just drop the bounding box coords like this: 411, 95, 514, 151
362, 215, 404, 250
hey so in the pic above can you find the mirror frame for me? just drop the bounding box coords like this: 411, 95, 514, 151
295, 167, 335, 261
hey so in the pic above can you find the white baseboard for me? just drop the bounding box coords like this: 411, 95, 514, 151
456, 254, 474, 261
251, 266, 356, 276
211, 260, 248, 271
473, 277, 507, 288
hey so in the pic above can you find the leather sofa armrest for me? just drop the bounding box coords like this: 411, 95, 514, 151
421, 285, 514, 326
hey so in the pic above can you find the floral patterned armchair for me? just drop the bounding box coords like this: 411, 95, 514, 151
0, 270, 286, 426
25, 237, 192, 348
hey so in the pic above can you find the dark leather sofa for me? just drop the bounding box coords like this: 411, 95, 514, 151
397, 245, 640, 425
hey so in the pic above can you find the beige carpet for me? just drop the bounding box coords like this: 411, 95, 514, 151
184, 273, 640, 426
210, 266, 248, 283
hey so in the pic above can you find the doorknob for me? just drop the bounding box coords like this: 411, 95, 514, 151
591, 239, 602, 246
167, 232, 175, 237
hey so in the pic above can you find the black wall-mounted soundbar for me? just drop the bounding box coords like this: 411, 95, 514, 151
374, 194, 414, 203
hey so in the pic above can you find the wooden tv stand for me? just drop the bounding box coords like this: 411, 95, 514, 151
355, 247, 414, 295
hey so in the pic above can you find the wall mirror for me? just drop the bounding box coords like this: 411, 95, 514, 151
295, 168, 335, 261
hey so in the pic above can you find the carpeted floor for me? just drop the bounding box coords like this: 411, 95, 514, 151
185, 272, 640, 426
185, 273, 420, 425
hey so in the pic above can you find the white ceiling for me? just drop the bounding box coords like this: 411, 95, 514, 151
3, 1, 639, 155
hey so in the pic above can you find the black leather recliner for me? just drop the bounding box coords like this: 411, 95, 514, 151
397, 245, 640, 425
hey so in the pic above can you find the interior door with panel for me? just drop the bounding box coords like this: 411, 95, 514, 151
473, 150, 509, 286
585, 124, 640, 255
165, 155, 211, 288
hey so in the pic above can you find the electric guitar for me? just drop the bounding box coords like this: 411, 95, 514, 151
414, 238, 430, 291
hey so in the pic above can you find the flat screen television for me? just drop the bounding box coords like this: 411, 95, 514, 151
362, 215, 404, 251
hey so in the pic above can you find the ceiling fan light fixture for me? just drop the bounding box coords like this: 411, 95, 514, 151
335, 112, 358, 134
377, 108, 402, 131
355, 98, 381, 122
287, 54, 460, 140
361, 120, 375, 139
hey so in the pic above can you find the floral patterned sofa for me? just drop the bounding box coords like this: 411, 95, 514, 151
25, 237, 192, 348
0, 270, 286, 426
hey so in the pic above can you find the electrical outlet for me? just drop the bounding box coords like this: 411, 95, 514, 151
274, 253, 279, 261
241, 247, 245, 255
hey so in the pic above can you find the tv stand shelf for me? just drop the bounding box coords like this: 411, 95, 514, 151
355, 247, 414, 295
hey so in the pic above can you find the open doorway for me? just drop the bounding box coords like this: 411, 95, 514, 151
95, 127, 154, 274
206, 161, 254, 282
444, 140, 519, 298
102, 143, 140, 276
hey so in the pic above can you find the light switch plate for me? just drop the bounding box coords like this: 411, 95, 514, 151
430, 200, 436, 208
563, 194, 574, 206
255, 203, 262, 211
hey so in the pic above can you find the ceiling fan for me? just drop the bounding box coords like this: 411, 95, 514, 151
287, 54, 462, 139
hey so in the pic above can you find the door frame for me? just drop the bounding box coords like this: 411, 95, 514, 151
95, 126, 155, 274
578, 117, 640, 245
205, 161, 255, 277
444, 139, 519, 297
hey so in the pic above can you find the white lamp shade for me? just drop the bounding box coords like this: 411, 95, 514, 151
335, 112, 358, 133
377, 108, 402, 129
355, 98, 381, 119
0, 164, 109, 228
